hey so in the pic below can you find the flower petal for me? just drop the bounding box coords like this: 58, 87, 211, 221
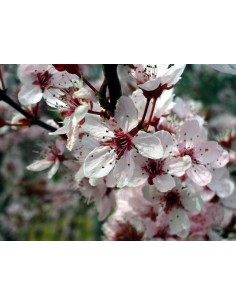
112, 151, 134, 188
82, 114, 114, 139
115, 96, 138, 132
163, 156, 191, 176
26, 159, 53, 171
168, 208, 190, 238
153, 174, 175, 192
48, 158, 60, 179
18, 85, 43, 105
187, 164, 212, 186
154, 130, 173, 158
133, 131, 163, 159
194, 141, 223, 164
83, 146, 116, 178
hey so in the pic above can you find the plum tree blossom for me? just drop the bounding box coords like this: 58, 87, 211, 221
26, 139, 66, 179
18, 64, 78, 106
174, 120, 224, 186
81, 96, 164, 187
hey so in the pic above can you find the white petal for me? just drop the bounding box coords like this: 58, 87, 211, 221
139, 78, 161, 91
187, 164, 212, 186
48, 159, 60, 179
115, 96, 138, 132
82, 114, 114, 139
73, 104, 89, 123
168, 208, 190, 238
18, 85, 43, 105
163, 156, 191, 176
178, 119, 201, 148
112, 151, 134, 188
154, 130, 173, 158
181, 189, 203, 212
26, 159, 53, 171
162, 64, 186, 86
194, 141, 223, 164
211, 149, 229, 168
83, 146, 116, 178
153, 174, 175, 192
133, 131, 164, 159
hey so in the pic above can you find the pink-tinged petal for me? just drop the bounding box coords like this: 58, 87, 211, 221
187, 164, 212, 186
105, 171, 117, 188
163, 156, 191, 176
153, 174, 175, 192
154, 130, 173, 158
48, 158, 60, 179
112, 151, 134, 188
178, 120, 201, 148
200, 187, 215, 202
96, 196, 115, 221
168, 208, 190, 238
139, 78, 161, 91
26, 159, 53, 171
84, 146, 116, 178
211, 149, 229, 168
133, 131, 163, 159
55, 139, 66, 154
82, 114, 114, 139
18, 85, 43, 105
115, 96, 138, 132
195, 141, 223, 164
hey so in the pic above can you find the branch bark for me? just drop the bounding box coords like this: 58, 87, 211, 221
102, 64, 122, 115
0, 89, 57, 132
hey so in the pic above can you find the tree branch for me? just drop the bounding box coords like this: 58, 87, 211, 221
0, 89, 57, 132
102, 65, 122, 115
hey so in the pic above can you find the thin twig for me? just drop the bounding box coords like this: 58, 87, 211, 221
0, 89, 57, 132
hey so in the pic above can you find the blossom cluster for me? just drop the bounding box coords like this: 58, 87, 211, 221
1, 64, 236, 240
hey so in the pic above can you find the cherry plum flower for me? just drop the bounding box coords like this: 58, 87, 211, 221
26, 139, 66, 179
174, 120, 223, 186
132, 88, 175, 121
143, 181, 203, 238
131, 64, 186, 98
81, 96, 164, 187
49, 81, 93, 151
129, 130, 191, 192
18, 64, 78, 106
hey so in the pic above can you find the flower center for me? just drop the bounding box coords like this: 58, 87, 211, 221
102, 130, 133, 159
143, 159, 165, 184
161, 190, 183, 214
113, 223, 144, 241
33, 70, 53, 92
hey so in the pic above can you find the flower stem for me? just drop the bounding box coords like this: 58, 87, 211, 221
138, 97, 151, 129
